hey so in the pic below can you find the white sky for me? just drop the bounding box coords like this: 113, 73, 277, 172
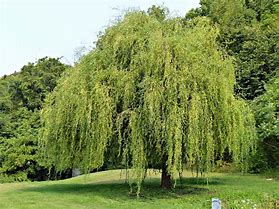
0, 0, 200, 76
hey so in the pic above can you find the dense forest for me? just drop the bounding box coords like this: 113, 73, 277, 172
0, 0, 278, 184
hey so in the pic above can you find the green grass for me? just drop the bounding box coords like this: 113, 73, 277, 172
0, 170, 278, 209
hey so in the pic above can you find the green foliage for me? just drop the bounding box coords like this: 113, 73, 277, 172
41, 12, 257, 193
9, 57, 67, 111
147, 5, 169, 21
186, 0, 279, 171
245, 0, 275, 21
0, 57, 68, 182
235, 3, 278, 99
253, 76, 279, 169
0, 78, 13, 139
187, 0, 279, 100
0, 108, 39, 181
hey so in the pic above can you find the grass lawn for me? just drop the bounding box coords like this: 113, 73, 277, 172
0, 170, 278, 209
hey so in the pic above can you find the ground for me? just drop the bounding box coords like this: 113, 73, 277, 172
0, 170, 278, 209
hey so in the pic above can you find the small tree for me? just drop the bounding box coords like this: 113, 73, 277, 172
41, 12, 256, 193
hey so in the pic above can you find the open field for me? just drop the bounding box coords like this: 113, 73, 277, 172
0, 170, 278, 209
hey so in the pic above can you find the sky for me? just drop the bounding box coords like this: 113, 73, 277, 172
0, 0, 200, 76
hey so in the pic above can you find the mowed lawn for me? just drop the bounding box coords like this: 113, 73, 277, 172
0, 170, 278, 209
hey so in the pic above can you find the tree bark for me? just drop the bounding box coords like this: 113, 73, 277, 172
161, 161, 172, 189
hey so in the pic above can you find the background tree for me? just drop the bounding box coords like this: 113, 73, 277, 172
41, 11, 256, 194
0, 79, 13, 139
0, 57, 69, 182
253, 76, 279, 169
186, 0, 278, 100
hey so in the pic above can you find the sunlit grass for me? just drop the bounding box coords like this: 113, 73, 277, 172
0, 170, 278, 209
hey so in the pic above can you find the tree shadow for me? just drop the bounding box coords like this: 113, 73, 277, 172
21, 177, 224, 201
181, 177, 225, 186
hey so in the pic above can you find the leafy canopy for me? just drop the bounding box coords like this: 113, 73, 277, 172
41, 12, 256, 192
186, 0, 279, 100
0, 57, 68, 182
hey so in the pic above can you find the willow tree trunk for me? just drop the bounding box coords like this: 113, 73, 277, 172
161, 161, 172, 189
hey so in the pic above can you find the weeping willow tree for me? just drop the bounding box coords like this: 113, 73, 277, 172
41, 11, 257, 193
